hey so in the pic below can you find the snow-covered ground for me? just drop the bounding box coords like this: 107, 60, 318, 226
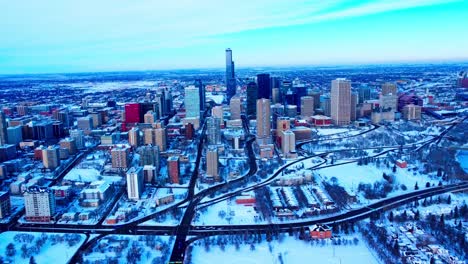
83, 235, 174, 264
194, 198, 263, 225
0, 232, 86, 264
317, 160, 439, 202
104, 187, 187, 225
189, 234, 379, 264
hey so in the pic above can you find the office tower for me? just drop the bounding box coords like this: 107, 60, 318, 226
206, 146, 219, 180
16, 105, 29, 116
309, 92, 321, 110
271, 104, 284, 129
398, 93, 423, 112
125, 103, 141, 124
195, 79, 206, 112
7, 126, 22, 145
300, 96, 315, 117
402, 104, 422, 120
230, 97, 241, 120
358, 86, 371, 103
0, 192, 11, 218
331, 78, 351, 126
257, 73, 271, 99
59, 138, 77, 155
281, 130, 296, 154
276, 117, 290, 137
42, 146, 60, 170
139, 102, 156, 123
155, 93, 166, 117
351, 93, 358, 121
294, 84, 308, 112
24, 186, 56, 222
285, 89, 296, 106
272, 88, 280, 104
225, 48, 236, 101
77, 116, 93, 131
89, 112, 102, 128
111, 145, 131, 169
185, 86, 200, 118
207, 117, 221, 145
164, 87, 173, 114
382, 82, 397, 96
144, 110, 158, 124
138, 145, 160, 170
126, 167, 144, 200
321, 96, 331, 117
256, 99, 271, 145
270, 76, 282, 92
246, 82, 258, 118
155, 128, 167, 151
69, 129, 85, 149
285, 105, 297, 117
379, 93, 398, 112
128, 127, 141, 147
143, 165, 157, 183
0, 112, 8, 146
167, 156, 180, 184
211, 106, 224, 125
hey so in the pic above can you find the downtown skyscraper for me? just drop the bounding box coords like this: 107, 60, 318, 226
225, 48, 236, 102
331, 78, 352, 126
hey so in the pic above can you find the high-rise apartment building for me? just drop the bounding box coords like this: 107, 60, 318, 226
128, 127, 141, 147
281, 130, 296, 154
137, 145, 160, 170
126, 167, 144, 200
331, 78, 351, 126
402, 104, 422, 120
24, 186, 56, 222
144, 110, 158, 124
77, 116, 93, 131
7, 126, 22, 145
167, 156, 180, 184
111, 146, 131, 169
42, 146, 60, 170
256, 98, 271, 145
155, 128, 167, 151
69, 129, 85, 149
206, 146, 219, 181
59, 138, 77, 155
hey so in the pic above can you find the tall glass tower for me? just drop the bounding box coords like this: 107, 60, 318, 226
225, 48, 236, 102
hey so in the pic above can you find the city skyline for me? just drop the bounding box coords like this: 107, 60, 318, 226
1, 0, 468, 74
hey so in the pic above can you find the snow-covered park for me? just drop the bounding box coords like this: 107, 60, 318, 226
188, 234, 379, 264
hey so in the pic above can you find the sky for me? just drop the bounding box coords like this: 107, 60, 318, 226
1, 0, 468, 74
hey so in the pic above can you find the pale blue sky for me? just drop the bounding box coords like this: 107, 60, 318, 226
1, 0, 468, 74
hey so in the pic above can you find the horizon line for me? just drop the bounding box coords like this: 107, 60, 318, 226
1, 58, 468, 77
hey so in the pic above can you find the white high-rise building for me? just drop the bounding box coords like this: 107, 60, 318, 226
281, 130, 296, 154
126, 167, 144, 200
331, 78, 351, 126
185, 86, 200, 118
256, 98, 271, 145
24, 186, 56, 222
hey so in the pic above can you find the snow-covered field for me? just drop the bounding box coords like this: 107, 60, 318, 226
194, 198, 263, 225
0, 232, 86, 264
317, 160, 439, 201
83, 235, 174, 264
189, 235, 379, 264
